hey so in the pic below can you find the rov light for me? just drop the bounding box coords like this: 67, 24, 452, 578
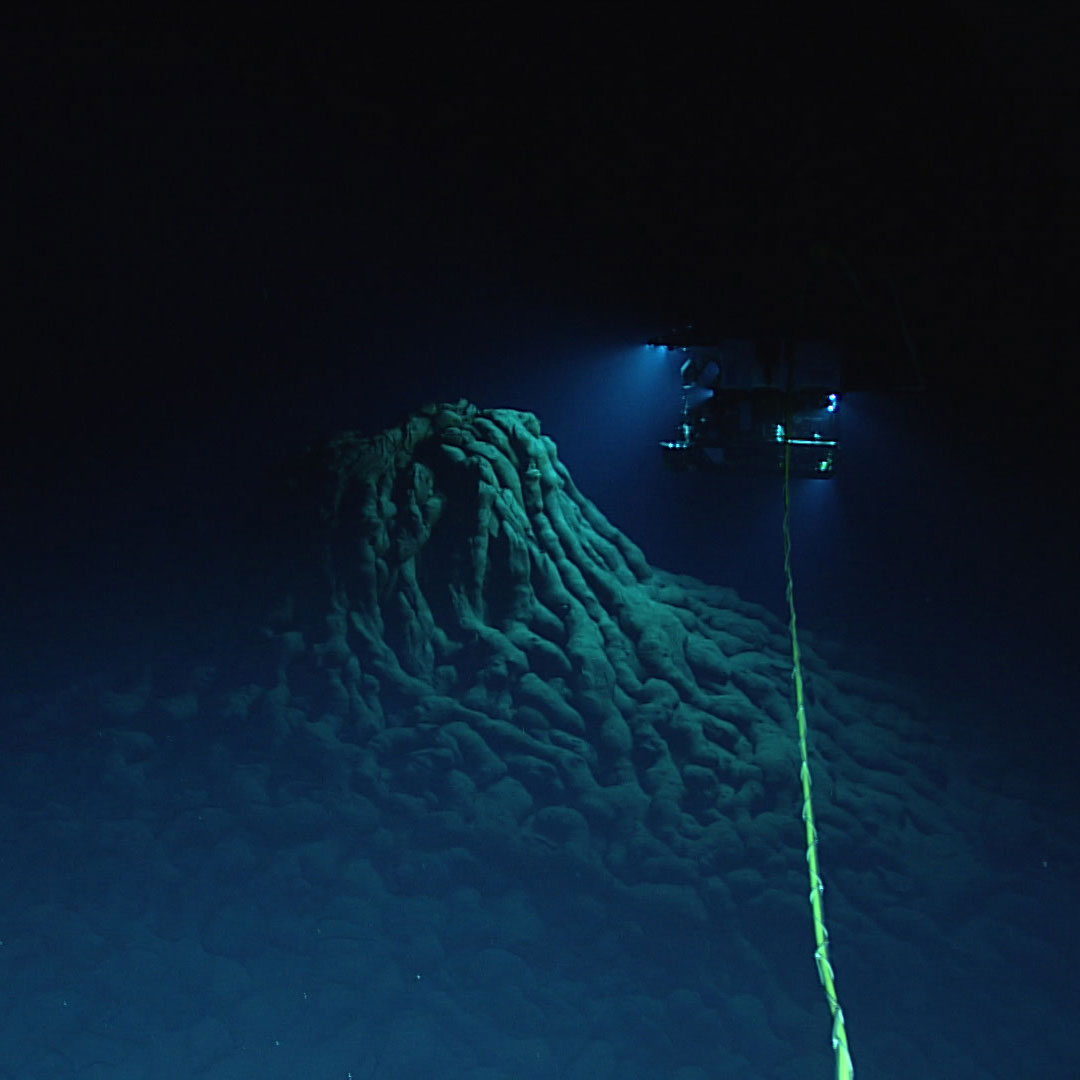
826, 393, 838, 413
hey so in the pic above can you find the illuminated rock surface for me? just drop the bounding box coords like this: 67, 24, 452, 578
259, 400, 809, 890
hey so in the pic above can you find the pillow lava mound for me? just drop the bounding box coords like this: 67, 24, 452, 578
241, 400, 951, 928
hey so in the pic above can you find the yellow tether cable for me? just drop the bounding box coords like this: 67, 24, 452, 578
783, 435, 855, 1080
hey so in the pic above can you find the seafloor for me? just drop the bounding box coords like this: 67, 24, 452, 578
1, 403, 1073, 1080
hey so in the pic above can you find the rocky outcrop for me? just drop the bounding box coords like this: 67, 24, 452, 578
236, 401, 935, 918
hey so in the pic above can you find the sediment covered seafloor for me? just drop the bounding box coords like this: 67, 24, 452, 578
1, 402, 1073, 1079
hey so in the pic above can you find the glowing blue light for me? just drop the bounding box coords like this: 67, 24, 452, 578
826, 393, 838, 413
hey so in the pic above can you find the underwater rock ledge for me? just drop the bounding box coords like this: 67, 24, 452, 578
234, 400, 924, 916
